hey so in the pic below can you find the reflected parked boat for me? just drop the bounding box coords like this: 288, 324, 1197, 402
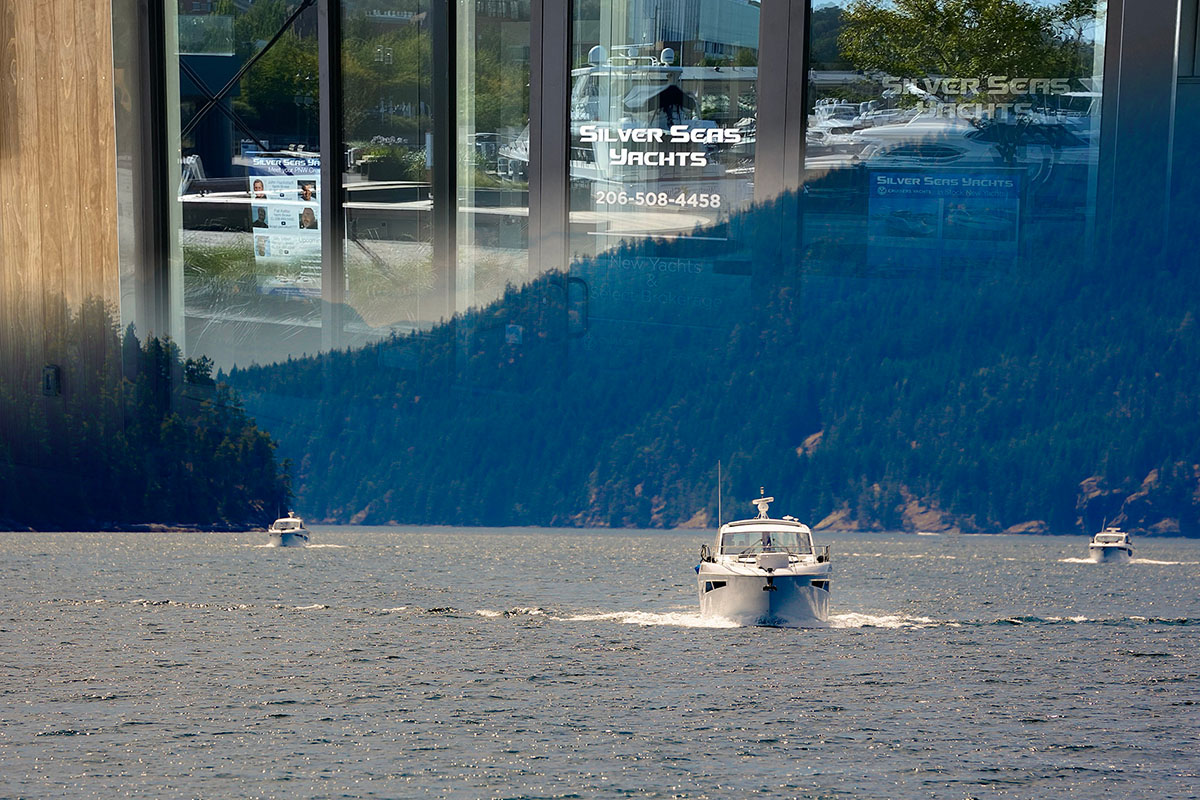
501, 43, 753, 198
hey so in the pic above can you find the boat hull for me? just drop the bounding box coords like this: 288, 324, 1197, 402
268, 531, 309, 547
1089, 545, 1132, 563
698, 573, 830, 627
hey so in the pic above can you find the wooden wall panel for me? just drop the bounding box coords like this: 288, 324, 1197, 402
34, 0, 66, 365
0, 0, 19, 389
85, 0, 118, 309
0, 0, 119, 400
7, 0, 46, 396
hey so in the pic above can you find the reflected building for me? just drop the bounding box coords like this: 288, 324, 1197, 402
81, 0, 1196, 370
1, 0, 1194, 371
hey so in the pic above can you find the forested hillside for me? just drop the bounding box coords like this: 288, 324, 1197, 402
0, 299, 291, 530
230, 197, 1200, 535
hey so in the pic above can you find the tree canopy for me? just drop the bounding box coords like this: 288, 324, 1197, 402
0, 299, 292, 530
838, 0, 1097, 83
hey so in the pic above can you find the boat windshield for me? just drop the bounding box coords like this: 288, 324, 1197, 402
720, 529, 812, 556
1094, 533, 1126, 543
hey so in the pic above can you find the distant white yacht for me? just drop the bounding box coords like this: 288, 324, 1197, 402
267, 512, 310, 547
696, 493, 832, 626
1089, 526, 1133, 563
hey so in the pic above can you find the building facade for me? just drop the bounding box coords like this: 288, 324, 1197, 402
94, 0, 1195, 368
0, 0, 1191, 368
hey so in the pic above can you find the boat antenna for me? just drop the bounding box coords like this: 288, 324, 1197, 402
717, 460, 722, 529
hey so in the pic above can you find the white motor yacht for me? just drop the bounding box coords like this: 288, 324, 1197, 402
1089, 526, 1133, 563
697, 494, 831, 626
267, 512, 310, 547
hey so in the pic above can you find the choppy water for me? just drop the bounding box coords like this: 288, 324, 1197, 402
1, 529, 1197, 799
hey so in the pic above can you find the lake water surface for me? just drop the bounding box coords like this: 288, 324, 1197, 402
1, 528, 1197, 799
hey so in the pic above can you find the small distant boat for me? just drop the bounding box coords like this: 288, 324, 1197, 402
1089, 526, 1133, 563
267, 512, 310, 547
696, 492, 832, 626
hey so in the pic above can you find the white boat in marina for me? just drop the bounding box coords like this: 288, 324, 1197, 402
1089, 526, 1133, 563
267, 512, 310, 547
697, 493, 832, 626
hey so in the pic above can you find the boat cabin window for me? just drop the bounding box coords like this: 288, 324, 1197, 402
720, 529, 812, 556
1094, 533, 1126, 543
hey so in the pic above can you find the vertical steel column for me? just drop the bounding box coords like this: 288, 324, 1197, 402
755, 0, 808, 202
1098, 0, 1180, 263
318, 0, 345, 350
754, 0, 809, 281
783, 4, 811, 191
431, 0, 456, 318
135, 0, 173, 338
529, 0, 570, 275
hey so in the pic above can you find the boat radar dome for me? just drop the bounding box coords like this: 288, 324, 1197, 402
752, 496, 775, 519
588, 45, 607, 66
660, 47, 675, 65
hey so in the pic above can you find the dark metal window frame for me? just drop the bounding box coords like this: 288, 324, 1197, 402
134, 0, 173, 338
528, 0, 807, 272
1098, 0, 1180, 260
318, 0, 345, 350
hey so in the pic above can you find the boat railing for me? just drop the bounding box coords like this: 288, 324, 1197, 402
717, 545, 831, 564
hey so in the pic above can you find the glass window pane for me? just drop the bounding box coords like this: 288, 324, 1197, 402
803, 1, 1106, 276
456, 1, 531, 313
341, 0, 442, 346
172, 2, 324, 369
568, 0, 759, 339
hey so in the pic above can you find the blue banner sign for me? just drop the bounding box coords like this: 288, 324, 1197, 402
867, 169, 1022, 274
248, 155, 322, 298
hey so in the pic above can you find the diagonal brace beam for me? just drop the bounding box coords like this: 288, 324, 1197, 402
181, 0, 316, 139
178, 59, 269, 151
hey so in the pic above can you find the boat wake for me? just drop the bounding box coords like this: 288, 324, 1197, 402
474, 610, 1193, 628
1060, 556, 1198, 565
476, 608, 939, 629
847, 552, 958, 560
303, 544, 347, 549
41, 598, 1197, 628
127, 598, 252, 610
562, 610, 740, 628
475, 607, 549, 619
828, 612, 938, 629
475, 607, 739, 627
